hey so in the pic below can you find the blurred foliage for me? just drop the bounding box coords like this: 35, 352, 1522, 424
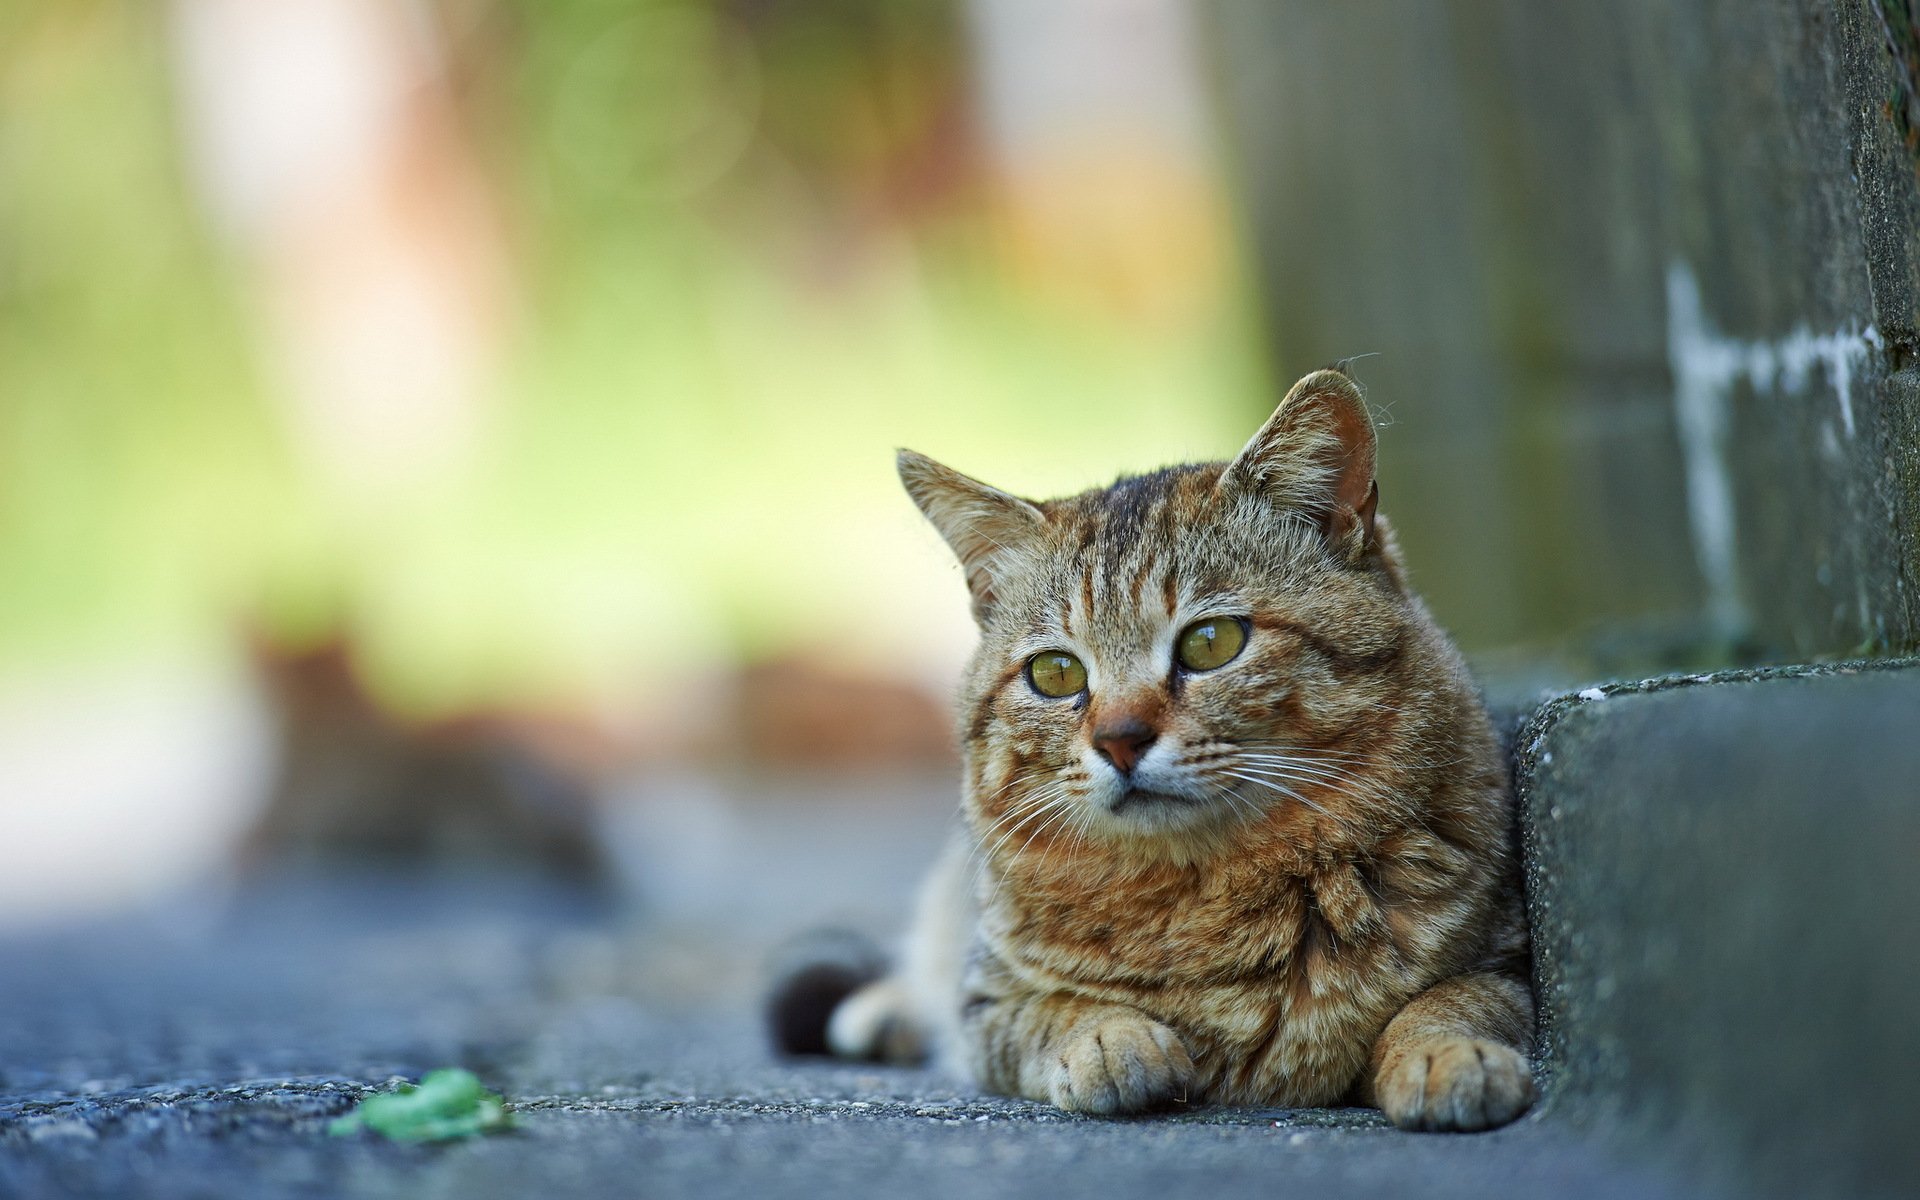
0, 0, 1268, 714
328, 1068, 514, 1141
0, 1, 297, 671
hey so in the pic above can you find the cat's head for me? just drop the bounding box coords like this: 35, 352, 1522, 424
901, 370, 1440, 862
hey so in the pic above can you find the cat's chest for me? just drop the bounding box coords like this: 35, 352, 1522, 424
987, 855, 1458, 1104
996, 857, 1412, 993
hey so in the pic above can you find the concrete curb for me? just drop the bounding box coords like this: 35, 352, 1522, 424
1514, 656, 1920, 1198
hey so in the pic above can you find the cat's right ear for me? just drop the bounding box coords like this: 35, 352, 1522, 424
897, 450, 1044, 621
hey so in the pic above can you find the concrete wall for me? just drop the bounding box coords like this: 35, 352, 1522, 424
1208, 0, 1920, 664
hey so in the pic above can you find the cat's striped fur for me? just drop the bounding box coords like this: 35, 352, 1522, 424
824, 370, 1533, 1130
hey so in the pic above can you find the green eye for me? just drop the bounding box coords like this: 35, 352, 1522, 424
1027, 651, 1087, 698
1177, 618, 1247, 672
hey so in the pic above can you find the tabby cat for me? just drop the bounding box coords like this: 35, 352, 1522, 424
810, 369, 1533, 1131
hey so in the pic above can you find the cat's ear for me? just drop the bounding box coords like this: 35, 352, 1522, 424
1222, 368, 1379, 559
898, 449, 1045, 621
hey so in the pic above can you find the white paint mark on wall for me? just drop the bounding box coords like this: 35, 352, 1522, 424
1663, 262, 1881, 635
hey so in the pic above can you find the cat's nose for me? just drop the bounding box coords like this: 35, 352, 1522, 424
1092, 718, 1159, 775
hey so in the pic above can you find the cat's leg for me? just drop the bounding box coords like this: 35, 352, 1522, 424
1366, 970, 1535, 1131
827, 829, 974, 1064
964, 987, 1196, 1114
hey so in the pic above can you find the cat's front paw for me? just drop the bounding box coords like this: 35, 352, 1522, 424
1375, 1036, 1535, 1131
1045, 1012, 1195, 1114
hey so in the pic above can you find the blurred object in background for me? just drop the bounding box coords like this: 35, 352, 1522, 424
0, 658, 270, 932
0, 0, 1261, 926
967, 0, 1229, 327
168, 0, 613, 890
240, 631, 616, 888
170, 0, 511, 502
722, 654, 956, 770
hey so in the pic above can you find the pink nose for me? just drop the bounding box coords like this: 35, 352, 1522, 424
1093, 718, 1158, 775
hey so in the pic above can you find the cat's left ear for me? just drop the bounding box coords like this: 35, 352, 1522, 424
1221, 368, 1379, 560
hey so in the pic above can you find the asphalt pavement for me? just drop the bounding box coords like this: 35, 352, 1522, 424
0, 874, 1679, 1200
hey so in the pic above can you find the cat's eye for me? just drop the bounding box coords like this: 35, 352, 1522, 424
1177, 618, 1248, 672
1027, 651, 1087, 698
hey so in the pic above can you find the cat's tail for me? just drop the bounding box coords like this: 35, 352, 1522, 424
767, 832, 972, 1063
764, 929, 931, 1062
765, 929, 883, 1054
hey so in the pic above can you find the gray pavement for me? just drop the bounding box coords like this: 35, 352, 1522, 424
0, 878, 1674, 1200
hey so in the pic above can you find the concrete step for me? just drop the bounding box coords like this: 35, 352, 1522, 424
1514, 657, 1920, 1198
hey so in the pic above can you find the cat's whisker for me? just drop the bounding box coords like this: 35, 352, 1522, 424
1235, 761, 1368, 793
1219, 768, 1316, 809
1240, 760, 1446, 838
981, 773, 1084, 828
1238, 741, 1473, 776
1271, 771, 1433, 831
976, 785, 1073, 869
1221, 769, 1342, 824
983, 765, 1091, 803
991, 784, 1071, 825
1221, 755, 1368, 784
1228, 758, 1367, 795
986, 794, 1070, 854
979, 779, 1083, 859
978, 768, 1089, 839
1231, 753, 1382, 793
1234, 742, 1383, 767
1056, 804, 1096, 860
1218, 768, 1374, 841
1003, 792, 1086, 875
1221, 756, 1374, 806
1228, 744, 1367, 771
982, 772, 1042, 802
1234, 747, 1371, 770
1073, 806, 1099, 852
969, 779, 1082, 896
1215, 785, 1262, 825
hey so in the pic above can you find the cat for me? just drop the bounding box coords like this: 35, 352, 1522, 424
778, 368, 1534, 1131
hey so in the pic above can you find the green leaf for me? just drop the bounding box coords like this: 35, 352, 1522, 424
328, 1069, 516, 1142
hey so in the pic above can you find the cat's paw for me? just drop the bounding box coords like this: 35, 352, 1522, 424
1375, 1036, 1535, 1132
826, 980, 926, 1063
1045, 1012, 1195, 1114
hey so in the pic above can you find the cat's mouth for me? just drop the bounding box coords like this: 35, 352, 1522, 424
1110, 788, 1198, 812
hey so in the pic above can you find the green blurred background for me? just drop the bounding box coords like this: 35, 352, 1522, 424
0, 0, 1264, 717
0, 0, 1274, 921
7, 0, 1914, 925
